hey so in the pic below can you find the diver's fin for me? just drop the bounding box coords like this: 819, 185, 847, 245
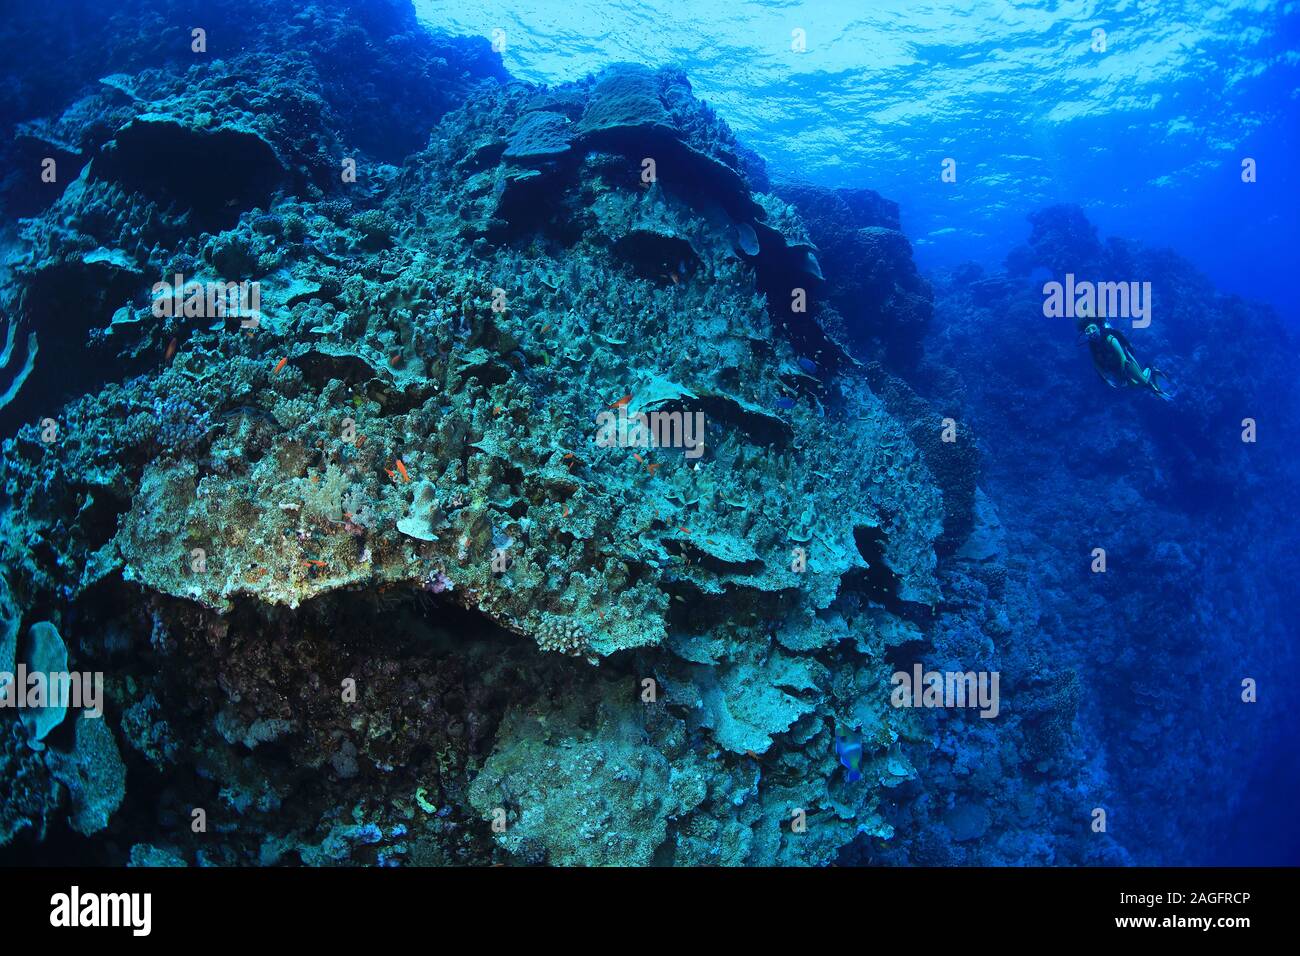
1148, 368, 1175, 400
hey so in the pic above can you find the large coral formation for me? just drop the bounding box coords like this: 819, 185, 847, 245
0, 5, 956, 866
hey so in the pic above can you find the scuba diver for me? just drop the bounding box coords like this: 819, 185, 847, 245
1075, 302, 1173, 400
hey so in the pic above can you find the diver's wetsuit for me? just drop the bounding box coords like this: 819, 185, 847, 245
1083, 321, 1172, 399
1089, 325, 1140, 384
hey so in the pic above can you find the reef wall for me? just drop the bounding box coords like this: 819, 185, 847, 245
927, 205, 1300, 864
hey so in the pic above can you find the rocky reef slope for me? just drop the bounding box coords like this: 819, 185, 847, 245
926, 205, 1300, 864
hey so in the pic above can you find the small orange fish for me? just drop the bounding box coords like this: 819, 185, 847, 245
302, 559, 327, 569
164, 337, 178, 364
384, 468, 397, 480
273, 357, 288, 375
395, 459, 410, 482
563, 452, 575, 460
632, 452, 643, 464
679, 525, 691, 535
609, 394, 632, 409
355, 434, 367, 447
492, 404, 504, 416
646, 462, 660, 475
562, 505, 570, 517
540, 324, 551, 334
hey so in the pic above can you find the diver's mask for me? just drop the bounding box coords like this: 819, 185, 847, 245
1084, 323, 1102, 341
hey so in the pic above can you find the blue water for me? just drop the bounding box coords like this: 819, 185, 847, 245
419, 0, 1300, 317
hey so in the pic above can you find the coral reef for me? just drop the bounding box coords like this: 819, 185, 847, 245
1, 3, 1289, 869
0, 0, 965, 866
775, 180, 933, 370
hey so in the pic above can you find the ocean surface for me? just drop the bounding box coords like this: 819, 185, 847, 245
0, 0, 1296, 870
419, 0, 1300, 315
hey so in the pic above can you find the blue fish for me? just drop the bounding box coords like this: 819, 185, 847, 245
836, 735, 864, 782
